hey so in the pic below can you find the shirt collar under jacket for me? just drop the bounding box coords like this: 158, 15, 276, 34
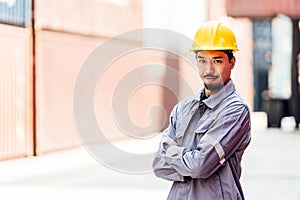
196, 79, 236, 109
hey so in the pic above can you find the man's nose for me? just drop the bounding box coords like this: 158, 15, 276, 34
206, 61, 215, 74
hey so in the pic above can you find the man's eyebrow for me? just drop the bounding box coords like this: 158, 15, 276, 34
196, 55, 224, 59
212, 56, 224, 59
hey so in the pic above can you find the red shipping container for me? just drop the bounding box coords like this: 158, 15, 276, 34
35, 30, 101, 154
227, 0, 300, 18
93, 50, 179, 140
36, 28, 191, 154
35, 30, 149, 154
0, 24, 33, 160
34, 0, 142, 38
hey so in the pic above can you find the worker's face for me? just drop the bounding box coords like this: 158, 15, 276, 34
196, 50, 235, 93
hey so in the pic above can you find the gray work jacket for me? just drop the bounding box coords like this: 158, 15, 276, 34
153, 80, 251, 200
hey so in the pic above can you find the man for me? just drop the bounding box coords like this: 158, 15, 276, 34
152, 20, 251, 200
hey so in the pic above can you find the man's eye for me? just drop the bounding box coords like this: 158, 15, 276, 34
198, 59, 206, 64
213, 59, 222, 64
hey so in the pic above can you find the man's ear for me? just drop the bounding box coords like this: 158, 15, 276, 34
230, 56, 236, 70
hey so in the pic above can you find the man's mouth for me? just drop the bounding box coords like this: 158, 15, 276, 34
203, 75, 218, 79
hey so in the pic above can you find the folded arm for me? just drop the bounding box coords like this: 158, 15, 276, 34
163, 105, 251, 179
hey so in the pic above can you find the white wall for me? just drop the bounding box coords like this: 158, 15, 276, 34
142, 0, 208, 40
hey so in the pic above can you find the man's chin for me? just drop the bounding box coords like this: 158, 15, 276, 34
204, 83, 224, 92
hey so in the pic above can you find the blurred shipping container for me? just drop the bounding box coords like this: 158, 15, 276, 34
35, 30, 149, 154
34, 0, 142, 38
0, 24, 33, 160
227, 0, 300, 18
35, 30, 101, 154
252, 19, 272, 111
0, 0, 32, 27
94, 49, 185, 140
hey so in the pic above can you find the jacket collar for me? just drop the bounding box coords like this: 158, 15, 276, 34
196, 79, 235, 109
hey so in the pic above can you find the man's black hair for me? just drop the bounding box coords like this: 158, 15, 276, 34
219, 50, 234, 61
195, 50, 234, 61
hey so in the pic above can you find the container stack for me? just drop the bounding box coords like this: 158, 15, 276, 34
33, 0, 143, 155
0, 0, 143, 159
0, 0, 33, 160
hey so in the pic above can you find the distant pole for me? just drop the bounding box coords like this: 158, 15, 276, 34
290, 19, 300, 128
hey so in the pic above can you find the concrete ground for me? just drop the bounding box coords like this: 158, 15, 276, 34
0, 116, 300, 199
242, 128, 300, 200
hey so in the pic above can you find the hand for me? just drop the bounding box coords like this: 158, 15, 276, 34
161, 134, 178, 152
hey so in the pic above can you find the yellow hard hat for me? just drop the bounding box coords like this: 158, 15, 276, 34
190, 20, 238, 52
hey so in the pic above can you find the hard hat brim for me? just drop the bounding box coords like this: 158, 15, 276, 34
189, 46, 239, 53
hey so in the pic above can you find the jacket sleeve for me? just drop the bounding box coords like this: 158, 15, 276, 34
163, 104, 251, 179
152, 106, 186, 182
